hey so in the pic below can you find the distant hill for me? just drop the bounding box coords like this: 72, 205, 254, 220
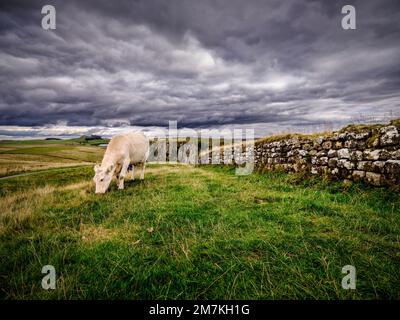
79, 134, 103, 141
71, 135, 109, 146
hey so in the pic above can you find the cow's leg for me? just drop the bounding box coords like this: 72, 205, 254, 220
115, 163, 120, 181
131, 165, 135, 181
117, 159, 130, 190
140, 161, 146, 180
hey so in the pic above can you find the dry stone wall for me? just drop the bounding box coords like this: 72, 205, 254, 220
200, 121, 400, 187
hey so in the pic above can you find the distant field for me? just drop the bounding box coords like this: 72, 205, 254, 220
0, 141, 399, 299
0, 140, 105, 177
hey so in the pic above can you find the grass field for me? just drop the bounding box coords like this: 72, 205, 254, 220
0, 139, 104, 177
0, 141, 399, 299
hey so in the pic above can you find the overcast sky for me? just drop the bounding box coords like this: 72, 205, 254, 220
0, 0, 399, 139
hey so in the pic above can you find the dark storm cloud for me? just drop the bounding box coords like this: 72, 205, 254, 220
0, 0, 400, 137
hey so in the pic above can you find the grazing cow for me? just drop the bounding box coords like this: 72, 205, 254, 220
93, 132, 149, 193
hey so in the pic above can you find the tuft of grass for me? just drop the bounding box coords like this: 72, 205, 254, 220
339, 123, 384, 134
390, 119, 400, 127
256, 132, 332, 144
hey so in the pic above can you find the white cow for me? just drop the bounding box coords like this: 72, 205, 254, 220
93, 132, 149, 193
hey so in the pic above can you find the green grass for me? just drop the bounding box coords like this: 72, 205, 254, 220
0, 161, 399, 299
0, 140, 104, 177
0, 146, 71, 155
0, 138, 108, 146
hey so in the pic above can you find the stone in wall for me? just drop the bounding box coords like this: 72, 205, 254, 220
365, 172, 382, 186
337, 148, 350, 159
380, 126, 400, 146
352, 170, 365, 182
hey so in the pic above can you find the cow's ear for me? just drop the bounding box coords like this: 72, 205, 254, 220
94, 164, 101, 172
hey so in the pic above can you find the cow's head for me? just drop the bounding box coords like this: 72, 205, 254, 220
93, 163, 115, 194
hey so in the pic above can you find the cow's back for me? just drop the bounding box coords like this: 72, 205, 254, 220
104, 132, 148, 164
125, 132, 149, 163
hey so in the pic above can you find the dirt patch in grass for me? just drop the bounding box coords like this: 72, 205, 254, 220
254, 196, 285, 204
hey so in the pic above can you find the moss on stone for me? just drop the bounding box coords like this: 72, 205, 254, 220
256, 131, 332, 144
339, 119, 400, 134
390, 119, 400, 127
339, 123, 383, 134
366, 129, 382, 148
256, 119, 400, 146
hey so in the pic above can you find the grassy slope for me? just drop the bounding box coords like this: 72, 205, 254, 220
0, 140, 104, 177
0, 162, 399, 299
